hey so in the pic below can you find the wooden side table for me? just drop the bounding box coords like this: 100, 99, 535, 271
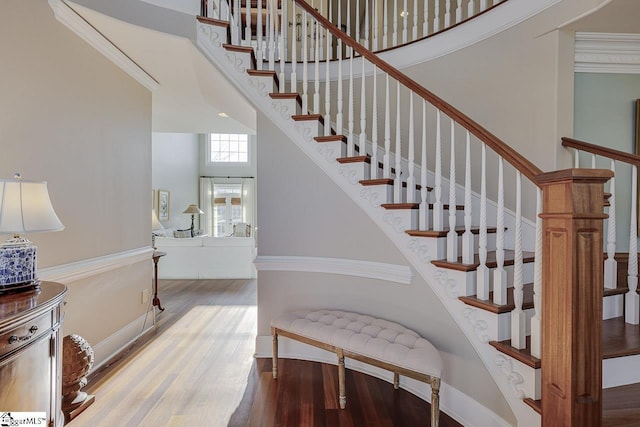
152, 251, 166, 311
0, 281, 67, 427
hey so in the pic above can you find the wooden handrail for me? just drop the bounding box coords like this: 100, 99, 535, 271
293, 0, 543, 184
562, 137, 640, 167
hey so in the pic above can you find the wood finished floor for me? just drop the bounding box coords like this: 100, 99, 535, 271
70, 279, 460, 427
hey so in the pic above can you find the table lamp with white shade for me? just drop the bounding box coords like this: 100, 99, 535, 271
182, 204, 203, 237
0, 173, 64, 293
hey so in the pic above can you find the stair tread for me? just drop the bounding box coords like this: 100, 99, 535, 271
459, 283, 534, 314
291, 114, 324, 125
603, 382, 640, 426
406, 226, 498, 238
523, 398, 541, 415
490, 336, 540, 369
432, 250, 536, 272
337, 156, 371, 164
381, 203, 464, 210
359, 178, 431, 191
196, 16, 229, 27
603, 316, 640, 359
315, 135, 346, 143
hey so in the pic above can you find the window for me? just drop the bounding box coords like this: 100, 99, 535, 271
212, 184, 243, 237
209, 133, 249, 163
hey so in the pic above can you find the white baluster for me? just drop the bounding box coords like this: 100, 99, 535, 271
627, 165, 639, 324
444, 0, 451, 28
346, 0, 352, 56
268, 0, 275, 70
373, 0, 379, 50
282, 0, 288, 61
530, 187, 543, 358
279, 0, 286, 91
394, 81, 402, 203
302, 11, 309, 114
412, 0, 418, 40
419, 100, 429, 230
336, 41, 343, 134
604, 160, 617, 289
402, 0, 408, 44
433, 110, 444, 231
383, 0, 389, 49
319, 0, 324, 59
356, 0, 361, 43
462, 131, 473, 264
364, 0, 370, 49
423, 0, 429, 37
480, 0, 487, 11
477, 143, 489, 300
392, 0, 398, 46
234, 0, 241, 44
371, 66, 379, 179
406, 92, 416, 203
511, 172, 526, 349
347, 50, 355, 157
288, 0, 298, 93
383, 74, 391, 178
313, 15, 320, 114
574, 148, 580, 167
359, 57, 367, 156
456, 0, 462, 23
433, 1, 440, 32
493, 157, 507, 305
245, 0, 252, 46
446, 117, 458, 262
324, 26, 331, 135
468, 0, 475, 17
257, 0, 264, 69
591, 153, 596, 169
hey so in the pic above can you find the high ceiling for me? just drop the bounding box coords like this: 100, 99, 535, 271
67, 1, 256, 134
562, 0, 640, 33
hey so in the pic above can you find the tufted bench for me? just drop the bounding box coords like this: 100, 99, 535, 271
271, 309, 443, 426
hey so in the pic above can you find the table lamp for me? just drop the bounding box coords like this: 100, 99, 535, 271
182, 204, 203, 237
0, 173, 64, 293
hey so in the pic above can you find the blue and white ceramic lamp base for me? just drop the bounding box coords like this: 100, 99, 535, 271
0, 242, 39, 293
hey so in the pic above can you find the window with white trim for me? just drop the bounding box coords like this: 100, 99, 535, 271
208, 133, 249, 163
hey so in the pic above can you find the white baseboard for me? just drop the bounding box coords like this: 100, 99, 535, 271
255, 335, 510, 427
90, 312, 156, 372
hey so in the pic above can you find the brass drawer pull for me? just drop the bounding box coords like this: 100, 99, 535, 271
8, 326, 38, 344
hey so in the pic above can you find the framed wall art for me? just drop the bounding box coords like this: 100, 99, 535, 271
157, 189, 170, 221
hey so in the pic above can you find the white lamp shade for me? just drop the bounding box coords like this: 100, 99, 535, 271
0, 179, 64, 234
152, 209, 164, 231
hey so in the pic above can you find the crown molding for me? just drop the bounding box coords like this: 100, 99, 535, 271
254, 256, 414, 285
575, 32, 640, 74
48, 0, 159, 91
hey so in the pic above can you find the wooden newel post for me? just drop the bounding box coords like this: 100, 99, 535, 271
536, 168, 613, 427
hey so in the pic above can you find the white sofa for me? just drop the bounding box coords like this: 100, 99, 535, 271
154, 236, 257, 279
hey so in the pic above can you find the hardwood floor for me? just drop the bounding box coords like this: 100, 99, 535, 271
70, 279, 459, 427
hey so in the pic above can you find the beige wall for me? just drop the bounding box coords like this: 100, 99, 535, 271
256, 112, 516, 424
0, 1, 152, 358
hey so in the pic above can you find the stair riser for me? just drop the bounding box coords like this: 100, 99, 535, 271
360, 184, 394, 207
468, 307, 535, 343
248, 74, 277, 96
271, 97, 302, 119
338, 162, 371, 183
603, 294, 624, 320
317, 141, 346, 161
603, 354, 640, 389
441, 263, 535, 298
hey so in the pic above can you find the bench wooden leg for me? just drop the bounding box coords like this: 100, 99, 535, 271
337, 348, 346, 409
431, 377, 441, 427
393, 372, 400, 389
271, 327, 278, 379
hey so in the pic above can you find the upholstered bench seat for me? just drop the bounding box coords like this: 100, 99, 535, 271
271, 309, 443, 426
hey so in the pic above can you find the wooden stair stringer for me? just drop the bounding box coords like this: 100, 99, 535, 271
195, 20, 542, 426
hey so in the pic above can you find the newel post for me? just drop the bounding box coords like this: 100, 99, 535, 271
536, 168, 612, 426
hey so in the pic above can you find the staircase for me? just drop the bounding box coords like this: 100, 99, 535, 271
195, 2, 640, 425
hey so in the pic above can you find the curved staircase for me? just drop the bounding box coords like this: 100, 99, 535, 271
194, 2, 640, 425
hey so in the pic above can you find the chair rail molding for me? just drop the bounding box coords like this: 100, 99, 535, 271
48, 0, 159, 91
39, 247, 153, 283
575, 32, 640, 74
254, 255, 414, 285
